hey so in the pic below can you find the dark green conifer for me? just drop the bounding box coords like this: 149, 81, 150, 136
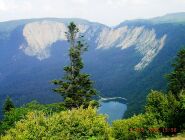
52, 22, 98, 109
166, 47, 185, 99
3, 96, 15, 113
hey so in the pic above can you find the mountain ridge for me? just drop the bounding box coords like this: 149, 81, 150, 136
1, 12, 185, 33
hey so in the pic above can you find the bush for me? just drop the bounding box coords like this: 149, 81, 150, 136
145, 90, 170, 127
145, 90, 185, 133
178, 90, 185, 130
1, 106, 112, 140
0, 101, 65, 135
112, 113, 162, 140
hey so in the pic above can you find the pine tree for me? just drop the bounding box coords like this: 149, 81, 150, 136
3, 96, 15, 113
166, 47, 185, 99
52, 22, 98, 109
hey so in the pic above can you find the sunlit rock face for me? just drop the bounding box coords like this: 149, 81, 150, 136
21, 21, 167, 70
96, 26, 167, 70
134, 34, 167, 70
21, 21, 89, 60
22, 21, 67, 60
96, 26, 128, 49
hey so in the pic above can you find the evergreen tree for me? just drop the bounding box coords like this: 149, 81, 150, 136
52, 22, 98, 109
3, 96, 15, 113
166, 47, 185, 98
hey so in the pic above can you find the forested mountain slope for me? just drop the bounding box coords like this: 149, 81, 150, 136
0, 13, 185, 117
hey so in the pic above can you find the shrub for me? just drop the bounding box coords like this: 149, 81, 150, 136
0, 101, 65, 135
112, 113, 163, 140
2, 106, 112, 140
145, 90, 185, 133
178, 90, 185, 130
145, 90, 170, 127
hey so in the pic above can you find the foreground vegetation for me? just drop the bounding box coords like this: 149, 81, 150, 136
0, 93, 184, 139
1, 106, 111, 140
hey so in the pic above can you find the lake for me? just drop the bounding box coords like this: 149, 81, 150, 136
98, 97, 127, 123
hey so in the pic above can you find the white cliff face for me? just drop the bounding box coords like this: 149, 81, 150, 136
21, 21, 89, 60
21, 20, 167, 70
96, 26, 128, 49
96, 26, 167, 70
134, 33, 167, 70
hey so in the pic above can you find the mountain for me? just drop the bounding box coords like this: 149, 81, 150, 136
0, 13, 185, 118
151, 12, 185, 24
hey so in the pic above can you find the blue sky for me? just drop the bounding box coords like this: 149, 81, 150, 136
0, 0, 185, 26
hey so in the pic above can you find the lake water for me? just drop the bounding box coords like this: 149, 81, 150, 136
98, 97, 127, 123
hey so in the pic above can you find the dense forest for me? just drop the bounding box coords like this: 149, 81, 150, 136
0, 22, 184, 139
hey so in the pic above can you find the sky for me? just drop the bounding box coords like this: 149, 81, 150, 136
0, 0, 185, 26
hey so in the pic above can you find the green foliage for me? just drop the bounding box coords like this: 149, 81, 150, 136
145, 47, 185, 133
145, 90, 170, 127
0, 106, 28, 135
112, 114, 163, 140
112, 89, 185, 140
166, 92, 180, 128
145, 90, 185, 133
3, 96, 14, 113
161, 47, 185, 131
52, 22, 98, 109
2, 106, 112, 140
176, 90, 185, 130
179, 90, 185, 110
0, 101, 65, 135
166, 47, 185, 98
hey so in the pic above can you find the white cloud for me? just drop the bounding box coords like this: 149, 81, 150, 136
0, 0, 185, 26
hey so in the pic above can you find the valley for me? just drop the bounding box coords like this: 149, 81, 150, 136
0, 13, 185, 118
